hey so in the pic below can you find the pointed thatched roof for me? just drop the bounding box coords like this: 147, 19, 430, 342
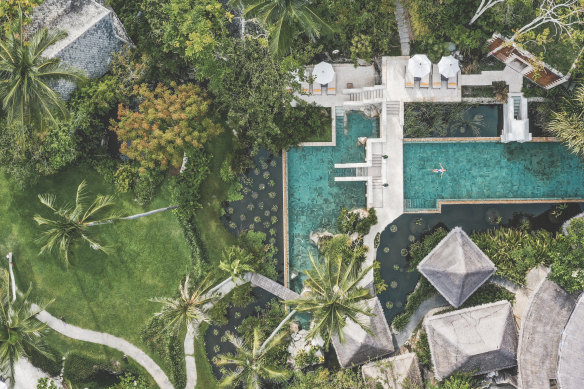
28, 0, 131, 98
332, 297, 394, 368
362, 353, 423, 389
418, 227, 495, 308
425, 300, 517, 380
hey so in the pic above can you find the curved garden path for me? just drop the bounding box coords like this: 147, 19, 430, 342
392, 294, 448, 348
32, 305, 174, 389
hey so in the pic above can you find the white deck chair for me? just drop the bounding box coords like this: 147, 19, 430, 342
447, 73, 458, 89
432, 64, 442, 89
420, 72, 430, 88
405, 66, 414, 88
301, 80, 310, 94
327, 73, 337, 95
312, 82, 322, 95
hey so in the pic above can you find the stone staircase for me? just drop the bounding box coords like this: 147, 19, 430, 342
394, 0, 411, 56
343, 86, 385, 105
386, 101, 400, 116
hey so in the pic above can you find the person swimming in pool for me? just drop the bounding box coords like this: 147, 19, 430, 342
431, 163, 446, 178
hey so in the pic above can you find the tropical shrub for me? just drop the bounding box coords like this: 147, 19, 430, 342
404, 103, 484, 138
548, 218, 584, 293
414, 330, 432, 369
337, 207, 377, 235
286, 368, 367, 388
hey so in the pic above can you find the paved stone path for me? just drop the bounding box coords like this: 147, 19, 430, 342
392, 294, 448, 348
33, 306, 174, 389
394, 0, 411, 56
460, 66, 523, 93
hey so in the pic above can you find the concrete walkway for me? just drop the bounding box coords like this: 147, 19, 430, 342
392, 294, 448, 347
461, 65, 523, 93
394, 0, 411, 56
33, 306, 174, 389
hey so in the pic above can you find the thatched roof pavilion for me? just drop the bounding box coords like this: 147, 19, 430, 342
418, 227, 495, 308
361, 352, 422, 389
518, 278, 577, 389
28, 0, 131, 98
332, 297, 394, 368
425, 300, 517, 380
558, 294, 584, 389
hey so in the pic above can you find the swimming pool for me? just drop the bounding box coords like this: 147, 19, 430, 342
287, 111, 378, 290
403, 141, 584, 211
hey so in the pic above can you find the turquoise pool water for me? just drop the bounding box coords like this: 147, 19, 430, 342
404, 142, 584, 210
287, 112, 378, 290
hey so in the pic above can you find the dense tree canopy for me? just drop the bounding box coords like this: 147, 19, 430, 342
110, 82, 223, 172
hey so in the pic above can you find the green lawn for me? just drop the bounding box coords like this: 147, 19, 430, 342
0, 166, 191, 384
302, 107, 332, 143
194, 323, 218, 389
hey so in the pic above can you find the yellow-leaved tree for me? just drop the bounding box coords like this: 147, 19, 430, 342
110, 82, 223, 173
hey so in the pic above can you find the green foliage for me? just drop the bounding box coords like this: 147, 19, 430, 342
0, 14, 84, 146
427, 373, 479, 389
319, 234, 368, 273
458, 283, 515, 309
286, 367, 367, 389
171, 151, 210, 219
69, 75, 123, 156
392, 278, 437, 331
548, 218, 584, 293
314, 0, 397, 61
238, 230, 278, 280
241, 0, 335, 55
36, 378, 58, 389
337, 208, 377, 235
414, 330, 432, 369
220, 246, 254, 281
404, 103, 484, 138
547, 87, 584, 157
108, 374, 150, 389
205, 38, 320, 155
408, 227, 449, 270
285, 252, 373, 347
471, 228, 555, 285
373, 261, 388, 294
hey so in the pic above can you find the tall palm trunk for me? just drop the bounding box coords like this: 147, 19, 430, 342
86, 205, 178, 226
259, 309, 297, 353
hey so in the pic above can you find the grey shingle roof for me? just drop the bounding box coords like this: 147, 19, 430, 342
361, 352, 423, 389
425, 300, 517, 380
518, 279, 577, 389
28, 0, 131, 99
332, 297, 395, 368
418, 227, 495, 308
557, 294, 584, 389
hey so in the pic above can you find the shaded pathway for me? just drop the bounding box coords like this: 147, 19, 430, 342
33, 306, 174, 389
392, 294, 448, 347
394, 0, 411, 56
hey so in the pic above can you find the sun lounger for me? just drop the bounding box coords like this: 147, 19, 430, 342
405, 66, 414, 88
301, 81, 310, 94
447, 73, 458, 89
327, 73, 336, 95
312, 83, 322, 95
432, 64, 442, 89
420, 72, 430, 88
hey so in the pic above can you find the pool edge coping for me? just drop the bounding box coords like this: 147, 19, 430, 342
404, 198, 584, 214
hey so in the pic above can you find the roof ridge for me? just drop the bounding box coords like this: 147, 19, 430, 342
425, 300, 511, 322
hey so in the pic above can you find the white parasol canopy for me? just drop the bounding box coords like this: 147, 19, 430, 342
438, 55, 460, 78
408, 54, 431, 78
312, 61, 335, 84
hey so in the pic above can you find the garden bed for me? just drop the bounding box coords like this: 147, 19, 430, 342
300, 106, 332, 143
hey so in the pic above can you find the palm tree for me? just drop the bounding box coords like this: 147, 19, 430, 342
239, 0, 335, 55
219, 246, 254, 282
34, 181, 178, 266
150, 274, 218, 336
215, 327, 290, 388
285, 252, 373, 347
0, 11, 85, 145
548, 86, 584, 156
0, 269, 51, 387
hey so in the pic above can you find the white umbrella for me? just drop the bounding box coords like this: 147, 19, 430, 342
312, 61, 335, 84
438, 55, 460, 78
408, 54, 431, 78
